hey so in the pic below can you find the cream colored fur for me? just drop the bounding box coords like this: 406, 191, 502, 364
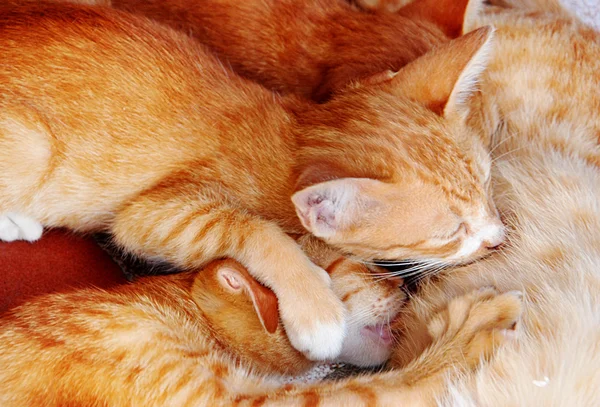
497, 0, 600, 29
391, 2, 600, 405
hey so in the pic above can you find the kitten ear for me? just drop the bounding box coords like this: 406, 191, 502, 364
292, 178, 380, 238
216, 261, 279, 334
392, 26, 494, 121
462, 0, 487, 34
399, 0, 475, 37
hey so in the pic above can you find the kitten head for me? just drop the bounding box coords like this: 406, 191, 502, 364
192, 257, 404, 374
299, 235, 406, 367
294, 27, 502, 267
398, 0, 475, 38
329, 258, 404, 366
191, 259, 311, 375
356, 0, 474, 38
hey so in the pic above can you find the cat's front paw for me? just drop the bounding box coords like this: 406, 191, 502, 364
428, 287, 523, 366
0, 213, 43, 242
280, 266, 347, 361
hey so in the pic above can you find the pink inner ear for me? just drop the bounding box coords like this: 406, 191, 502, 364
215, 263, 280, 334
295, 190, 337, 233
218, 270, 242, 291
313, 200, 336, 228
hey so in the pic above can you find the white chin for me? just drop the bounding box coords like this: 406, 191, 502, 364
449, 238, 482, 261
337, 331, 392, 367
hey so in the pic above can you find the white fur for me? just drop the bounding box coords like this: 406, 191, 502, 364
560, 0, 600, 29
0, 213, 43, 242
451, 223, 504, 260
444, 28, 495, 119
289, 320, 347, 361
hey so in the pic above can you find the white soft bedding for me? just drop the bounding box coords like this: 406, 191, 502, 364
560, 0, 600, 30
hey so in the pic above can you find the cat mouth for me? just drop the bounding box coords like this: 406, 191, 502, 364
361, 324, 393, 346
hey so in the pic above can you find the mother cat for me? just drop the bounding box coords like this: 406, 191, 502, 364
0, 2, 503, 360
376, 0, 600, 404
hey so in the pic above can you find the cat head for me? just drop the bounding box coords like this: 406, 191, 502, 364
400, 0, 480, 38
299, 235, 406, 367
328, 257, 404, 366
192, 257, 404, 375
356, 0, 475, 38
293, 27, 502, 268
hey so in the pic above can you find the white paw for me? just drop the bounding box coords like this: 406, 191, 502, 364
0, 213, 43, 242
282, 291, 347, 361
290, 319, 347, 361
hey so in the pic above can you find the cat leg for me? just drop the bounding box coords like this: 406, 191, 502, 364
111, 187, 346, 361
0, 212, 43, 242
230, 288, 522, 406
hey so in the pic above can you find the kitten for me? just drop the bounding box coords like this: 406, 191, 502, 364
63, 0, 470, 101
376, 0, 600, 404
0, 2, 502, 361
0, 256, 521, 406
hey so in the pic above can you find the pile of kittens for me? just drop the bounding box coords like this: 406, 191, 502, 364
0, 0, 599, 405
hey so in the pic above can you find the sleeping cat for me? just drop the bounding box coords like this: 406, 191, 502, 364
62, 0, 469, 101
0, 254, 522, 406
364, 0, 600, 404
0, 2, 504, 361
0, 234, 406, 404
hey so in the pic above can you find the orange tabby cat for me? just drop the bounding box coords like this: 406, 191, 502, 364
0, 233, 406, 403
363, 0, 600, 404
64, 0, 469, 101
0, 254, 522, 406
0, 1, 503, 362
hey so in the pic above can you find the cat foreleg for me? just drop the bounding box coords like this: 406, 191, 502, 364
111, 186, 347, 361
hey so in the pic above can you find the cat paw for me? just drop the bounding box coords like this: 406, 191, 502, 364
428, 287, 523, 366
288, 317, 347, 361
0, 213, 43, 242
280, 268, 347, 361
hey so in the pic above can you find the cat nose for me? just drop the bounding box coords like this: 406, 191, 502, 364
483, 239, 503, 250
481, 226, 506, 250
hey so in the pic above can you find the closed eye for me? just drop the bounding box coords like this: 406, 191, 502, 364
448, 222, 466, 239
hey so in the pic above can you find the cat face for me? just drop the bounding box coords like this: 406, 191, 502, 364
293, 27, 503, 266
328, 258, 404, 367
192, 258, 404, 374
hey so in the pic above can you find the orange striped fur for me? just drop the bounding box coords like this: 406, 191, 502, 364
0, 255, 521, 406
63, 0, 467, 101
0, 2, 502, 364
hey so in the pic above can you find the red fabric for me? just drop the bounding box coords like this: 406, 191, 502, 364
0, 229, 126, 313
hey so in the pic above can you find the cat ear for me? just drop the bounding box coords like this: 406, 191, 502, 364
216, 261, 279, 334
462, 0, 487, 34
398, 0, 478, 38
292, 178, 380, 238
392, 26, 494, 122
